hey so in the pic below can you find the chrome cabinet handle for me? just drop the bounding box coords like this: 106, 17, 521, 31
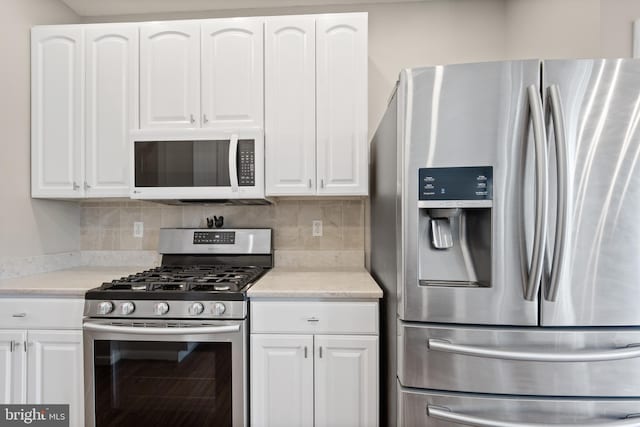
524, 84, 549, 301
308, 179, 312, 188
427, 405, 640, 427
304, 346, 308, 358
190, 114, 196, 124
12, 313, 26, 318
428, 338, 640, 362
319, 346, 323, 358
320, 179, 325, 189
72, 182, 80, 191
9, 341, 14, 352
228, 134, 239, 192
84, 322, 240, 335
544, 84, 569, 302
84, 181, 91, 190
305, 317, 319, 323
203, 114, 209, 124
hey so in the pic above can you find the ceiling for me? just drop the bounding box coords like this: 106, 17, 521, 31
61, 0, 425, 17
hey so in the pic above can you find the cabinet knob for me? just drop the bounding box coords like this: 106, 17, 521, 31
84, 182, 91, 190
190, 114, 196, 124
203, 114, 209, 124
72, 182, 80, 191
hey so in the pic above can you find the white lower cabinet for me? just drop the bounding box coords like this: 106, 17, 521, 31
27, 330, 83, 426
0, 299, 83, 427
0, 330, 26, 404
251, 301, 379, 427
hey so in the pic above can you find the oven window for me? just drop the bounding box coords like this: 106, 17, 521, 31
94, 340, 232, 427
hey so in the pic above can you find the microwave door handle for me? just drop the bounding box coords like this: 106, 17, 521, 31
229, 134, 239, 192
83, 322, 240, 335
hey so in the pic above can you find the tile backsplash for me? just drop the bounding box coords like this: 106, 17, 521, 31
80, 200, 365, 267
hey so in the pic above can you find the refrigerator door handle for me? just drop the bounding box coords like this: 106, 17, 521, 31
427, 405, 640, 427
428, 338, 640, 362
524, 85, 549, 301
544, 84, 569, 302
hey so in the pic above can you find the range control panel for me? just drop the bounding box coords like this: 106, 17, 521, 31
193, 231, 236, 245
418, 166, 493, 200
238, 140, 255, 187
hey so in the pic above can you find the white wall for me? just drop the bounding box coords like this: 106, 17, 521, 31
600, 0, 640, 58
0, 0, 81, 258
505, 0, 601, 60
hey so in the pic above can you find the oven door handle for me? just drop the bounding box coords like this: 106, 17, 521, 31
229, 133, 239, 192
83, 322, 240, 335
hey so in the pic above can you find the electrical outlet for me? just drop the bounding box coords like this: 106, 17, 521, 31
312, 220, 323, 237
133, 222, 144, 238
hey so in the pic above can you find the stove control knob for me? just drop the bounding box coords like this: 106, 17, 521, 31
154, 302, 169, 316
212, 302, 226, 316
97, 301, 114, 315
120, 301, 135, 315
188, 302, 205, 316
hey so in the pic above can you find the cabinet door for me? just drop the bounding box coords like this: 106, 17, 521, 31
0, 331, 26, 404
251, 334, 313, 427
27, 330, 83, 427
315, 335, 378, 427
140, 22, 200, 128
31, 26, 84, 198
265, 16, 316, 196
316, 14, 368, 196
201, 18, 263, 129
85, 25, 138, 197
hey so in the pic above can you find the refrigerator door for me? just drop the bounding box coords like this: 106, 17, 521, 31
398, 322, 640, 396
399, 386, 640, 427
401, 60, 542, 325
541, 59, 640, 326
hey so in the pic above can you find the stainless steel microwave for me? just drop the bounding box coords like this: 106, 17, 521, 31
130, 129, 264, 202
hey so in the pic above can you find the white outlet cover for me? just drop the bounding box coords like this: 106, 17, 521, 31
312, 220, 323, 237
133, 222, 144, 238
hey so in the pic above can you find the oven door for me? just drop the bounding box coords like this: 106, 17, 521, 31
83, 318, 246, 427
130, 128, 264, 200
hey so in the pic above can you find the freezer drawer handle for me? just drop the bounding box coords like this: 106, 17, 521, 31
427, 339, 640, 362
84, 322, 240, 336
427, 405, 640, 427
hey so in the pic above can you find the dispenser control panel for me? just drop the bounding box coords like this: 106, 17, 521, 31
419, 166, 493, 200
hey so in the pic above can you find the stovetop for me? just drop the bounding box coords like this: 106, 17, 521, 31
86, 264, 266, 301
84, 228, 272, 319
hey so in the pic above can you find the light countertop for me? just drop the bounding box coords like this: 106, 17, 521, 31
0, 267, 147, 298
248, 268, 383, 299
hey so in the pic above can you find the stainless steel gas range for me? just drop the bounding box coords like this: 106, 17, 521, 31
83, 228, 272, 427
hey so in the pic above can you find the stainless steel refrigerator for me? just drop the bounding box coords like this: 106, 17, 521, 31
370, 59, 640, 426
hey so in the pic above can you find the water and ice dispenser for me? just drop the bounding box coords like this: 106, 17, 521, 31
418, 167, 493, 287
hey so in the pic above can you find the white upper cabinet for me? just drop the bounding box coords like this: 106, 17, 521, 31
265, 16, 316, 196
316, 14, 368, 196
202, 18, 264, 128
31, 26, 84, 198
85, 25, 138, 197
140, 22, 201, 128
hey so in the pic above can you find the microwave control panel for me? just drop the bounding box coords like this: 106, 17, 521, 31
238, 140, 255, 187
193, 231, 236, 245
418, 166, 493, 200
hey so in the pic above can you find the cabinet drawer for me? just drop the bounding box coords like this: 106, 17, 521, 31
0, 298, 84, 329
251, 301, 378, 335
